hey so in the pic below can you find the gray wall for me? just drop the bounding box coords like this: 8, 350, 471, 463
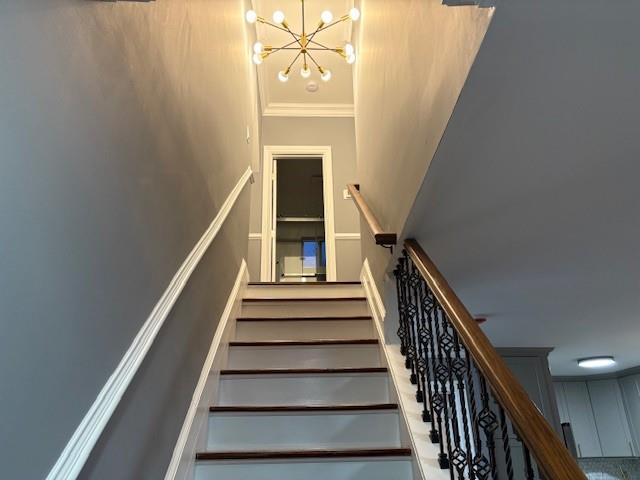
354, 0, 492, 290
400, 0, 640, 376
0, 1, 258, 478
248, 116, 362, 281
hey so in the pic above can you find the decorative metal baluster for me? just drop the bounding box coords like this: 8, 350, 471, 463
431, 304, 454, 472
498, 404, 515, 480
407, 263, 425, 403
477, 376, 499, 480
451, 332, 476, 479
465, 356, 492, 480
399, 255, 419, 384
416, 279, 437, 425
423, 282, 450, 459
523, 443, 536, 480
393, 266, 408, 357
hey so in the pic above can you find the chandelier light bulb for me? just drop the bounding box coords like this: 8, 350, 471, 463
300, 66, 311, 78
245, 10, 258, 24
253, 42, 263, 54
349, 7, 361, 21
272, 10, 286, 24
278, 70, 289, 82
321, 10, 333, 24
344, 43, 355, 56
320, 69, 332, 82
252, 53, 263, 65
346, 53, 356, 64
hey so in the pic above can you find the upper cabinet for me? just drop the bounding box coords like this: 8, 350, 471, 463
556, 381, 602, 457
588, 379, 635, 457
555, 379, 637, 458
620, 374, 640, 456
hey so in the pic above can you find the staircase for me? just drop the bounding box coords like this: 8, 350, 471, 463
194, 281, 415, 480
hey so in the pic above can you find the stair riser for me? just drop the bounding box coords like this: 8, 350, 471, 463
235, 320, 374, 341
218, 374, 390, 405
207, 412, 401, 450
195, 459, 413, 480
227, 345, 381, 369
246, 285, 364, 299
241, 301, 369, 318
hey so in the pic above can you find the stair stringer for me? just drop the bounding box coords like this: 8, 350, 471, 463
164, 260, 249, 480
361, 261, 450, 480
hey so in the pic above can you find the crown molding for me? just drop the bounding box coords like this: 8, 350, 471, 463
263, 102, 355, 118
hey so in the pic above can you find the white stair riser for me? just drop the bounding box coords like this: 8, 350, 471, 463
241, 300, 369, 318
218, 374, 390, 405
207, 411, 401, 449
228, 345, 381, 369
235, 320, 374, 341
246, 285, 364, 299
195, 459, 413, 480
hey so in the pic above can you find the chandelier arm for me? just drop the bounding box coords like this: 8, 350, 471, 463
308, 16, 348, 41
286, 50, 304, 71
306, 38, 334, 50
306, 51, 322, 69
260, 19, 301, 37
270, 39, 301, 53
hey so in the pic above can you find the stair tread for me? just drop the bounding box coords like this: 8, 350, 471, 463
230, 339, 378, 347
196, 447, 412, 461
210, 403, 398, 413
248, 281, 362, 286
221, 367, 388, 375
242, 297, 367, 302
236, 315, 372, 322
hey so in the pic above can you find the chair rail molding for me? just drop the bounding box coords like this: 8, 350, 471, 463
45, 167, 253, 480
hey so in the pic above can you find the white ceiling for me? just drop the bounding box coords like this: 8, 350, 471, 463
251, 0, 355, 116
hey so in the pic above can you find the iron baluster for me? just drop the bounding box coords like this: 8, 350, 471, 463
498, 404, 515, 480
407, 262, 426, 404
478, 376, 499, 480
451, 330, 476, 479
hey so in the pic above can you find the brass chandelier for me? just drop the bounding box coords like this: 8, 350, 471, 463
245, 1, 360, 83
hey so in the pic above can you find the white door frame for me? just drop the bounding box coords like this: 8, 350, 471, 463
260, 145, 337, 282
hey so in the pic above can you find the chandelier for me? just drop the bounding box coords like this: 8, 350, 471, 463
245, 1, 360, 83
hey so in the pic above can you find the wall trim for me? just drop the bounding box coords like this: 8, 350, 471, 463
262, 102, 355, 118
248, 233, 262, 240
361, 258, 386, 321
260, 146, 337, 282
164, 260, 248, 480
335, 232, 361, 240
45, 167, 253, 480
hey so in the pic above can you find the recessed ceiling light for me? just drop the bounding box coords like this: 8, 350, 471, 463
577, 356, 616, 369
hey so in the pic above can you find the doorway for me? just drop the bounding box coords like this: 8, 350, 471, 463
260, 146, 336, 282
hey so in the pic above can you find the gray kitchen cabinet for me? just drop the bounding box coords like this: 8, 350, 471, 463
620, 374, 640, 456
557, 381, 602, 457
588, 379, 635, 457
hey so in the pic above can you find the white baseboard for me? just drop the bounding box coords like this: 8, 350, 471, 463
361, 258, 386, 322
164, 260, 248, 480
45, 167, 253, 480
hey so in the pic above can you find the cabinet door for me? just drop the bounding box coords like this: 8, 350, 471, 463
554, 382, 570, 423
563, 381, 602, 457
588, 379, 634, 457
620, 374, 640, 456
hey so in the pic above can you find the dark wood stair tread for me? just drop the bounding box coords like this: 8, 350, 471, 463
220, 367, 388, 375
236, 315, 372, 322
210, 403, 398, 413
242, 297, 367, 302
229, 339, 378, 347
248, 281, 362, 286
196, 447, 412, 461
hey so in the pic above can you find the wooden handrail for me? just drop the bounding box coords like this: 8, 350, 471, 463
404, 239, 586, 480
347, 184, 397, 246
